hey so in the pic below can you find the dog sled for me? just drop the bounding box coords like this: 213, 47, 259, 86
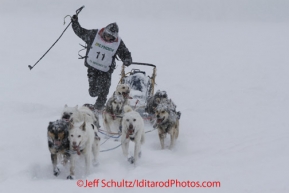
119, 62, 157, 122
84, 62, 156, 124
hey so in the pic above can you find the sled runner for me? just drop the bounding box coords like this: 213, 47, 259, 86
119, 62, 157, 122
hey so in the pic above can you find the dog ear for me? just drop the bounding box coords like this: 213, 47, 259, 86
48, 122, 53, 131
106, 100, 113, 114
81, 122, 86, 131
155, 90, 161, 97
63, 122, 69, 132
160, 91, 167, 98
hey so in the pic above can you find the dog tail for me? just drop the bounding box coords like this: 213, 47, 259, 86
123, 105, 133, 113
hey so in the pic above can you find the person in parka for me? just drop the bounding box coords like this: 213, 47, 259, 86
71, 14, 132, 111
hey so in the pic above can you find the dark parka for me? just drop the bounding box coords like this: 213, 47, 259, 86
71, 20, 132, 110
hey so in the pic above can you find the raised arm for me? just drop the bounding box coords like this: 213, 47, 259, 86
71, 17, 97, 44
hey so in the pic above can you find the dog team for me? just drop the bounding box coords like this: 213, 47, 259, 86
47, 84, 181, 179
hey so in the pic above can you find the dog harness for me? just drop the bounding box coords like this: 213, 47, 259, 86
158, 121, 172, 133
87, 29, 121, 72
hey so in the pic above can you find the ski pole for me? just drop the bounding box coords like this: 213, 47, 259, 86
28, 5, 85, 70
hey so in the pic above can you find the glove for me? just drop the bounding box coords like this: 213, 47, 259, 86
71, 15, 78, 22
123, 59, 132, 67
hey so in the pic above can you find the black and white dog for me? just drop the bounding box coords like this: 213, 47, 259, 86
146, 90, 181, 125
47, 120, 70, 176
145, 90, 168, 115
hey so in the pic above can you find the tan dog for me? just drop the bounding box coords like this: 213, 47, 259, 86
155, 101, 179, 150
102, 95, 125, 135
114, 84, 131, 105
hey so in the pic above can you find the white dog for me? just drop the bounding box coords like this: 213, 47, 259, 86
61, 104, 100, 128
121, 105, 145, 165
67, 120, 99, 179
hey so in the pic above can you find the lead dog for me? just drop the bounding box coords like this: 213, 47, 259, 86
121, 105, 145, 165
67, 119, 100, 179
47, 120, 70, 176
155, 101, 179, 150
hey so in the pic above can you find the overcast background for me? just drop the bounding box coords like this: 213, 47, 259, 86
0, 0, 288, 193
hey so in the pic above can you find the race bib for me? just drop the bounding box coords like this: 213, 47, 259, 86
87, 31, 121, 72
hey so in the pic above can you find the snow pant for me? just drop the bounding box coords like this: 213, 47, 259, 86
87, 66, 111, 110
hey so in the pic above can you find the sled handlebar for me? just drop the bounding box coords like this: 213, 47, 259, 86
130, 62, 156, 68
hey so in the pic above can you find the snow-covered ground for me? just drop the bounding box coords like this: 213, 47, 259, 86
1, 0, 289, 192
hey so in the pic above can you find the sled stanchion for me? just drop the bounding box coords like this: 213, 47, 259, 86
28, 5, 85, 70
151, 66, 157, 96
120, 64, 126, 83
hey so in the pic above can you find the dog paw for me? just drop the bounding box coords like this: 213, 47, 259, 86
53, 167, 60, 176
94, 132, 101, 140
138, 151, 142, 158
128, 156, 135, 164
67, 175, 75, 180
